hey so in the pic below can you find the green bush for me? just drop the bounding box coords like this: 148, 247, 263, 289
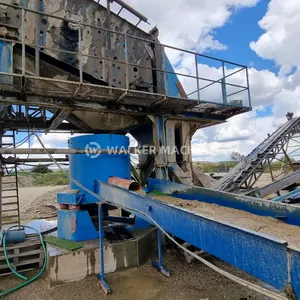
32, 171, 69, 186
31, 164, 53, 174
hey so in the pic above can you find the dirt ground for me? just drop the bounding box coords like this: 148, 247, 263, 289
0, 250, 274, 300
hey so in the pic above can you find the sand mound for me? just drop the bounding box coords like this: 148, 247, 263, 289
154, 195, 300, 249
22, 186, 69, 220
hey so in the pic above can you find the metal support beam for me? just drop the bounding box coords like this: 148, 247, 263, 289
258, 169, 300, 198
2, 158, 68, 163
151, 230, 171, 277
34, 0, 40, 77
106, 0, 112, 87
96, 204, 110, 295
152, 116, 168, 180
46, 110, 72, 132
0, 147, 136, 155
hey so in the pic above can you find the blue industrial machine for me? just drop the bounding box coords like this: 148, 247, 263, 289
54, 132, 300, 298
57, 133, 149, 241
57, 134, 132, 241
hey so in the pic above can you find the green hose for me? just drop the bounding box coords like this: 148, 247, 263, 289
0, 225, 48, 297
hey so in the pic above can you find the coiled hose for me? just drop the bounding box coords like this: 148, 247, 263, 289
0, 225, 47, 297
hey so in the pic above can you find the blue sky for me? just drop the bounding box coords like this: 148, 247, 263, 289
210, 0, 276, 72
207, 0, 276, 118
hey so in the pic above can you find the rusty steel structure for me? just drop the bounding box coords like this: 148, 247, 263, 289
0, 0, 252, 226
0, 0, 250, 131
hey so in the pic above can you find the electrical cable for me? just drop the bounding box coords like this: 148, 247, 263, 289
33, 132, 288, 300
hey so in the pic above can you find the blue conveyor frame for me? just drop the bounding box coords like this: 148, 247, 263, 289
148, 178, 300, 226
97, 179, 300, 298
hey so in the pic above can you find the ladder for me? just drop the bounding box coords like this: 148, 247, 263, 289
213, 117, 300, 192
0, 130, 21, 229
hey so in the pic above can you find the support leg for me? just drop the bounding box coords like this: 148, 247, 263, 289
96, 204, 110, 295
151, 229, 171, 277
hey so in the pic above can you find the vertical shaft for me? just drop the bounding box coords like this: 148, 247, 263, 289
106, 0, 112, 87
98, 204, 105, 280
35, 0, 40, 76
157, 229, 163, 267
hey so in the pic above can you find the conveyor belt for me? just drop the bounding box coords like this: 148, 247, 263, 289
213, 117, 300, 192
258, 169, 300, 198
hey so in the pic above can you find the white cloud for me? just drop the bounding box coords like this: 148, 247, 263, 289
99, 0, 260, 54
250, 0, 300, 75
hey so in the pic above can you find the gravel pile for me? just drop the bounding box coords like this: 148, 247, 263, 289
22, 186, 69, 220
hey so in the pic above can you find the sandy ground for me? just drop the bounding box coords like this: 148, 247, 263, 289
253, 171, 290, 188
19, 186, 66, 220
0, 250, 274, 300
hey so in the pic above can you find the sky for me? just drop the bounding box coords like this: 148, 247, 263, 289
18, 0, 300, 162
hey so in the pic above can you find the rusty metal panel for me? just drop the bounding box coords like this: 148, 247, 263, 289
0, 0, 155, 90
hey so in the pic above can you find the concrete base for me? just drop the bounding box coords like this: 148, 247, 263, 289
47, 228, 157, 287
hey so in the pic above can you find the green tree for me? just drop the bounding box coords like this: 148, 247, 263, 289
31, 164, 53, 174
230, 151, 244, 162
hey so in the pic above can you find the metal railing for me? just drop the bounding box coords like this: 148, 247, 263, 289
0, 2, 251, 109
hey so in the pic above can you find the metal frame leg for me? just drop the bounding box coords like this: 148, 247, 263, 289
96, 204, 110, 295
151, 229, 171, 277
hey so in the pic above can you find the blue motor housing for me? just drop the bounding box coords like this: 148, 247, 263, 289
68, 134, 130, 203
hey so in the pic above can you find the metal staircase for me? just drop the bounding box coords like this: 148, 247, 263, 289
213, 117, 300, 192
0, 130, 20, 228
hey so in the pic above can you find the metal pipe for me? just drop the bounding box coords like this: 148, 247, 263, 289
188, 67, 246, 96
78, 24, 83, 84
108, 176, 142, 191
35, 0, 40, 76
221, 61, 227, 104
106, 0, 112, 87
124, 33, 129, 90
0, 147, 136, 155
21, 8, 25, 76
226, 87, 248, 98
246, 67, 252, 107
195, 54, 200, 101
111, 0, 148, 23
96, 204, 110, 294
2, 158, 69, 163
